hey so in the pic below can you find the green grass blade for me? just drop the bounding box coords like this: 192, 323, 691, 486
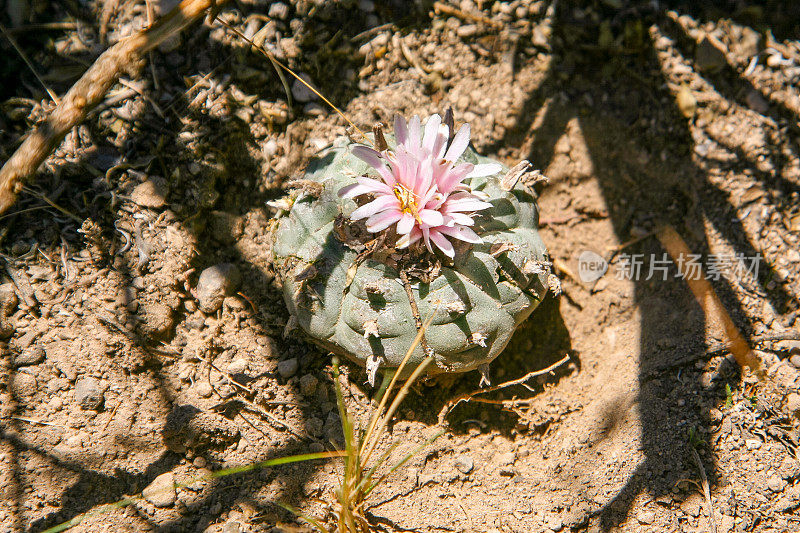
361, 356, 433, 464
363, 429, 445, 498
275, 501, 328, 532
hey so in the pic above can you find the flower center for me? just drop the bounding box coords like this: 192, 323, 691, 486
393, 185, 423, 223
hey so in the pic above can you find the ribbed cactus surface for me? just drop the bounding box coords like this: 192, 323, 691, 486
271, 136, 549, 376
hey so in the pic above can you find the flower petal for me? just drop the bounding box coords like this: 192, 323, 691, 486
445, 197, 492, 212
366, 209, 403, 232
422, 114, 442, 153
394, 115, 408, 146
444, 123, 470, 162
438, 162, 475, 194
428, 229, 455, 258
351, 194, 398, 220
447, 212, 475, 226
396, 227, 422, 249
357, 176, 393, 195
396, 212, 415, 235
352, 145, 396, 186
421, 227, 433, 254
407, 115, 421, 150
339, 183, 374, 198
469, 163, 503, 178
419, 209, 444, 227
439, 225, 482, 244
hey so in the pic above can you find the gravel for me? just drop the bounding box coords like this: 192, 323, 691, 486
13, 346, 45, 367
142, 472, 176, 508
196, 264, 242, 313
299, 374, 318, 396
290, 73, 319, 103
268, 2, 289, 20
130, 176, 168, 208
277, 358, 299, 378
74, 376, 104, 410
454, 455, 474, 474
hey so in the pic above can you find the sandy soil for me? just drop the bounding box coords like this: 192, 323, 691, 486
1, 1, 800, 532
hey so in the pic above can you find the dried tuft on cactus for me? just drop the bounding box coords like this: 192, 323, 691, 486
270, 113, 552, 380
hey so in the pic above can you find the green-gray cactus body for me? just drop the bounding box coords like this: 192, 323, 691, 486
271, 136, 549, 376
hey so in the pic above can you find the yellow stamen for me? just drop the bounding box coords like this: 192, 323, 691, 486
393, 185, 423, 224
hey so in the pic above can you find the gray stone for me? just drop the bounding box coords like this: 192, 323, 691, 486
277, 358, 299, 378
196, 264, 242, 313
746, 89, 769, 114
74, 377, 104, 410
131, 177, 168, 208
305, 416, 324, 437
142, 472, 176, 508
13, 346, 45, 367
291, 73, 319, 103
454, 455, 474, 474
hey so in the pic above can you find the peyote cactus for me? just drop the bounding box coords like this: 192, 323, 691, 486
271, 113, 552, 381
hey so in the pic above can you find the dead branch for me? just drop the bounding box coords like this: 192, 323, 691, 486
656, 225, 762, 377
0, 0, 227, 215
439, 354, 572, 422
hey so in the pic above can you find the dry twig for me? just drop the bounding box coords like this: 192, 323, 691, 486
656, 226, 762, 376
439, 354, 571, 421
690, 446, 718, 533
0, 0, 228, 215
432, 1, 502, 29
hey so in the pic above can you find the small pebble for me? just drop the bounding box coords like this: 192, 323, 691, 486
196, 264, 242, 313
277, 358, 299, 378
74, 377, 104, 410
142, 472, 176, 508
13, 346, 45, 367
221, 521, 242, 533
131, 177, 168, 208
636, 510, 655, 525
299, 374, 318, 396
291, 73, 319, 103
195, 381, 213, 398
267, 2, 289, 20
193, 456, 207, 468
786, 393, 800, 414
263, 139, 279, 158
454, 455, 474, 474
457, 24, 478, 38
494, 452, 515, 466
227, 358, 248, 374
11, 373, 37, 397
745, 439, 762, 450
768, 474, 787, 492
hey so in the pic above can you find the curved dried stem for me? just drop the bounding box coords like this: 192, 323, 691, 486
0, 0, 227, 215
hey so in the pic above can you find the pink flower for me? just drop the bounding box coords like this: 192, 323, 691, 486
338, 114, 500, 258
